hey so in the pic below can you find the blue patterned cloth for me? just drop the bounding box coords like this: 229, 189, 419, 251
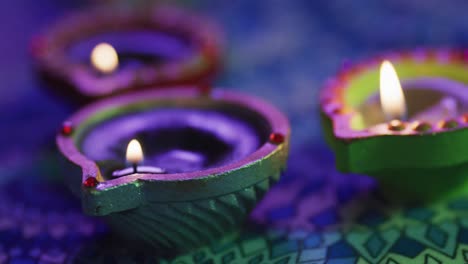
3, 0, 468, 263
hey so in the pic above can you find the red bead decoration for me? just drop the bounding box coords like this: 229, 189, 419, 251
29, 35, 47, 58
83, 177, 98, 188
61, 122, 73, 136
462, 113, 468, 123
199, 84, 211, 95
413, 122, 432, 133
269, 132, 285, 144
441, 119, 458, 129
331, 107, 346, 115
202, 40, 218, 57
387, 120, 405, 131
462, 49, 468, 62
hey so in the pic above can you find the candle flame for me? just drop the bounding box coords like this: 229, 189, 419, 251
90, 43, 119, 74
379, 60, 407, 120
126, 139, 144, 164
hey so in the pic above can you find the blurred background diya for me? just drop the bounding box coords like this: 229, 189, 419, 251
56, 87, 290, 254
31, 5, 222, 104
320, 49, 468, 202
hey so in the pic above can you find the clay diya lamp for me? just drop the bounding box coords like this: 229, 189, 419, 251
321, 49, 468, 202
56, 87, 290, 253
31, 5, 222, 103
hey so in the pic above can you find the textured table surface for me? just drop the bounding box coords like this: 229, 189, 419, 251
2, 0, 468, 263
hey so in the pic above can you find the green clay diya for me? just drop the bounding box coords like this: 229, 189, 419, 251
320, 49, 468, 202
56, 87, 290, 254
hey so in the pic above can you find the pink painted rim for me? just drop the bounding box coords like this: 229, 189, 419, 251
32, 5, 222, 97
320, 48, 468, 140
57, 87, 290, 190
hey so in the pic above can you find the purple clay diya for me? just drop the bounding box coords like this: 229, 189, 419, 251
31, 6, 221, 103
56, 87, 290, 253
321, 49, 468, 202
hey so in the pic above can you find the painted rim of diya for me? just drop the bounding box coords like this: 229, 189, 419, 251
31, 5, 222, 99
320, 48, 468, 177
57, 87, 290, 216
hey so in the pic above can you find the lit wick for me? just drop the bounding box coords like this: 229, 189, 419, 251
126, 139, 143, 173
90, 42, 119, 74
112, 139, 165, 177
380, 60, 407, 121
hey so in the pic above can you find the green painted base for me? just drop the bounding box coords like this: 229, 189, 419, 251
101, 173, 280, 255
374, 165, 468, 204
321, 112, 468, 204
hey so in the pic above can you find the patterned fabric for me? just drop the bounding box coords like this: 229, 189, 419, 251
2, 0, 468, 263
